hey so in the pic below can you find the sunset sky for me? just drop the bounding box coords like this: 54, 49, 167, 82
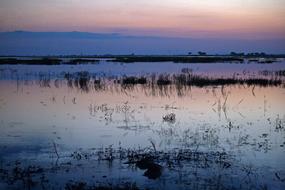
0, 0, 285, 39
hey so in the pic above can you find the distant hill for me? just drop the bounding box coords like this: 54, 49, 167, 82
0, 31, 284, 56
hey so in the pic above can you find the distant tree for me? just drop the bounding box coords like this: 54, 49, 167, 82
188, 52, 192, 55
198, 51, 207, 56
247, 52, 266, 57
230, 52, 245, 56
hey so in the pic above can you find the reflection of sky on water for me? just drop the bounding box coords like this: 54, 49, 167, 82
0, 81, 284, 163
0, 63, 285, 189
0, 59, 285, 80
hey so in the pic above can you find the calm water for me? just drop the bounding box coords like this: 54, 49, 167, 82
0, 58, 285, 79
0, 61, 285, 189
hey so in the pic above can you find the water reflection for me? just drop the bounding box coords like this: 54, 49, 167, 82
0, 65, 285, 189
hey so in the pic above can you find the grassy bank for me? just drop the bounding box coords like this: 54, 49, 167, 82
108, 56, 244, 63
0, 58, 99, 65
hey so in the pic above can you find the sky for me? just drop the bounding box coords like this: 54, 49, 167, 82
0, 0, 285, 55
0, 0, 285, 39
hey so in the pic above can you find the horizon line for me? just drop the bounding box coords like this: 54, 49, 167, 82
1, 30, 285, 41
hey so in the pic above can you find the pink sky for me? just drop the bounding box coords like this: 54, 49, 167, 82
0, 0, 284, 39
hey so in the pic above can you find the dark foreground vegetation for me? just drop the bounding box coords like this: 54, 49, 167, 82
0, 146, 233, 190
2, 139, 284, 190
65, 182, 140, 190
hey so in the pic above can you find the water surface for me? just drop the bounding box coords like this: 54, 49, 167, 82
0, 61, 285, 189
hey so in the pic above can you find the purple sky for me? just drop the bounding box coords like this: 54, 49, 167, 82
0, 0, 284, 54
1, 0, 285, 38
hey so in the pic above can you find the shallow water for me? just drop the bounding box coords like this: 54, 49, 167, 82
0, 59, 285, 80
0, 61, 285, 189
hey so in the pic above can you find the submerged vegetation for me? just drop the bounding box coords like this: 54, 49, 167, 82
0, 145, 237, 189
65, 182, 140, 190
1, 136, 284, 190
162, 113, 176, 123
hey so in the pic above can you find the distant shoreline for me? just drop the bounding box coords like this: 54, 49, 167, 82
1, 54, 285, 58
0, 55, 284, 65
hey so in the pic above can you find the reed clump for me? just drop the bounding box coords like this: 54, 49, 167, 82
121, 76, 147, 85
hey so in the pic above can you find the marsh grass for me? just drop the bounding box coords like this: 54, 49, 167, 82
259, 70, 285, 77
121, 76, 147, 85
0, 58, 62, 65
66, 59, 99, 65
114, 73, 278, 87
172, 74, 282, 87
0, 55, 282, 65
32, 71, 283, 97
0, 58, 99, 65
108, 56, 244, 63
